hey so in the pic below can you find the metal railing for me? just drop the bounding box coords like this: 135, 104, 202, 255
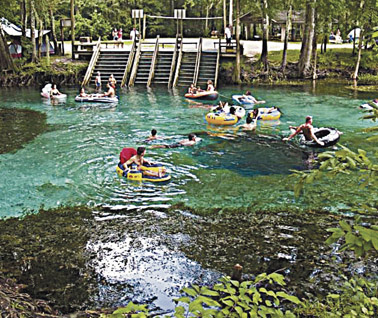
147, 35, 160, 87
81, 37, 101, 87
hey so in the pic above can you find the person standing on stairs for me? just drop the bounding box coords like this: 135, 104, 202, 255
95, 71, 101, 91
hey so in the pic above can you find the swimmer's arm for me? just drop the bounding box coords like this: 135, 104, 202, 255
124, 157, 135, 169
310, 128, 324, 146
142, 157, 153, 165
284, 125, 302, 141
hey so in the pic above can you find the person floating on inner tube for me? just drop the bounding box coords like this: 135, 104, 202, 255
207, 80, 215, 92
151, 133, 201, 149
188, 83, 197, 95
283, 115, 324, 146
124, 146, 165, 178
238, 91, 265, 104
101, 83, 116, 98
50, 84, 62, 97
213, 101, 228, 112
239, 115, 257, 131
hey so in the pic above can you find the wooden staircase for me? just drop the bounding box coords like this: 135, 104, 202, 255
196, 52, 218, 87
91, 51, 130, 86
176, 51, 197, 87
151, 51, 175, 85
134, 50, 154, 85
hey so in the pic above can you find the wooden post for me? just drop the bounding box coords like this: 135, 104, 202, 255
61, 26, 65, 56
143, 15, 146, 40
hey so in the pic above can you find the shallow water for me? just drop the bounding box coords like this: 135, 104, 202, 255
0, 84, 374, 217
0, 83, 376, 312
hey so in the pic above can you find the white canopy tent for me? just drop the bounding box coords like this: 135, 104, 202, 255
348, 28, 361, 39
1, 17, 53, 57
1, 17, 50, 38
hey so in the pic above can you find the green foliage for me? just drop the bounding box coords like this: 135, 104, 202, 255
290, 145, 377, 198
326, 216, 378, 257
297, 276, 378, 317
102, 302, 149, 318
174, 275, 301, 317
357, 74, 378, 85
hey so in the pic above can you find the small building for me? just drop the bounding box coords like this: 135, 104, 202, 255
0, 17, 54, 58
239, 10, 305, 42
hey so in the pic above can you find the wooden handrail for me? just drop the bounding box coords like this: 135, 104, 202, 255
214, 38, 221, 88
172, 37, 184, 88
193, 37, 202, 86
128, 40, 142, 87
121, 39, 136, 87
82, 37, 101, 87
147, 35, 160, 87
168, 35, 180, 88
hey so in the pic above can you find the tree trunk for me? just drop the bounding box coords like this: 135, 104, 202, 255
260, 0, 269, 72
322, 34, 327, 53
70, 0, 75, 60
30, 0, 37, 62
46, 33, 50, 65
20, 0, 27, 57
352, 0, 365, 74
281, 2, 292, 72
0, 26, 15, 71
206, 5, 209, 34
312, 32, 317, 79
298, 0, 316, 77
205, 3, 214, 35
38, 19, 43, 59
223, 0, 227, 32
234, 0, 241, 83
229, 0, 233, 27
352, 29, 363, 80
49, 8, 60, 55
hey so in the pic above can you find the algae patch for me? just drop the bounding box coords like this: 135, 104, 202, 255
0, 108, 47, 154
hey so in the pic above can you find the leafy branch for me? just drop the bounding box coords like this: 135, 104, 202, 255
174, 274, 301, 318
290, 145, 377, 197
326, 216, 378, 258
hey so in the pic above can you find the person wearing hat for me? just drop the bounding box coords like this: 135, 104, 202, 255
283, 115, 324, 146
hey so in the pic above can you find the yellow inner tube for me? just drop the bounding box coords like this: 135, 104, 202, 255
116, 166, 171, 183
205, 112, 238, 126
251, 108, 281, 121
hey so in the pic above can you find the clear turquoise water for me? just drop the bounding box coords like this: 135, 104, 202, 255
0, 84, 375, 218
